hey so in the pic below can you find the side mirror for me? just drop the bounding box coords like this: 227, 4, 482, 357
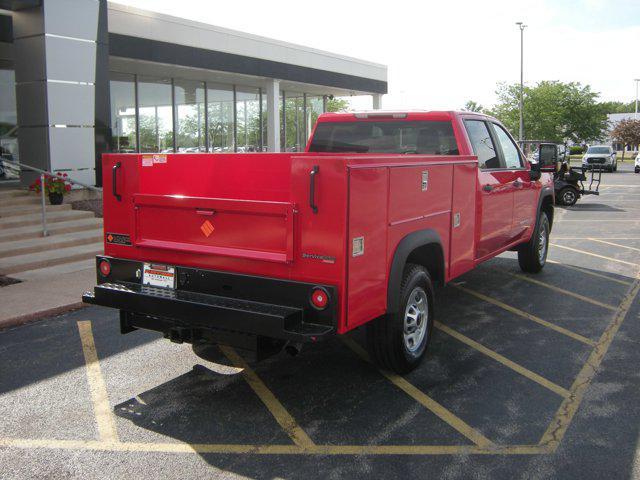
538, 145, 557, 172
529, 161, 541, 181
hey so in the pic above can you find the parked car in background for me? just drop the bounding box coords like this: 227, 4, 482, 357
635, 152, 640, 173
582, 145, 617, 172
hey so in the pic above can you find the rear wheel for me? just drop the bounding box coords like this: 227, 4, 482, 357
558, 187, 578, 206
366, 264, 434, 374
518, 211, 550, 273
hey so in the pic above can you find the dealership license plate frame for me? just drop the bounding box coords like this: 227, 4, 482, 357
142, 263, 176, 289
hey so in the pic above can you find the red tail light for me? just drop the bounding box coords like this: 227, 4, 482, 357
99, 259, 111, 277
310, 287, 329, 310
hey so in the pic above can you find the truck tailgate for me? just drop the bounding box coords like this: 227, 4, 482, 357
133, 194, 294, 263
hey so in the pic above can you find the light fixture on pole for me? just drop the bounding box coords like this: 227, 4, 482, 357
516, 22, 527, 142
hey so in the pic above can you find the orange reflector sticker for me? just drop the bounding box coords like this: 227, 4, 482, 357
200, 220, 215, 237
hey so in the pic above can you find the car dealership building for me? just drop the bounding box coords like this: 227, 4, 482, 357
0, 0, 388, 186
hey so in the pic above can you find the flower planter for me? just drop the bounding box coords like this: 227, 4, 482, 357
48, 192, 64, 205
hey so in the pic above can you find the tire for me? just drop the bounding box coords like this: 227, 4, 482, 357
518, 211, 550, 273
635, 167, 640, 173
558, 187, 578, 206
366, 264, 434, 374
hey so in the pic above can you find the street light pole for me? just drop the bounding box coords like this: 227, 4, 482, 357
635, 79, 639, 119
516, 22, 527, 143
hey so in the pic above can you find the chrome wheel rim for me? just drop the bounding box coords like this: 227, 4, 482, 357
403, 287, 428, 353
538, 222, 548, 262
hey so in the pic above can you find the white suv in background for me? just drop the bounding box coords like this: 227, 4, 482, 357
582, 145, 617, 172
635, 151, 640, 173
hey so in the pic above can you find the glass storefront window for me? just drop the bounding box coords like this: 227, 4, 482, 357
306, 95, 324, 140
138, 76, 173, 153
236, 88, 261, 152
207, 84, 234, 153
109, 72, 137, 153
174, 79, 205, 152
284, 93, 305, 152
0, 63, 18, 179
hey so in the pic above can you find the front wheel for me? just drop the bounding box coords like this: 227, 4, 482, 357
366, 264, 434, 374
518, 211, 550, 273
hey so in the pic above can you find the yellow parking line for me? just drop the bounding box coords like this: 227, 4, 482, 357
546, 260, 632, 286
341, 336, 494, 448
589, 238, 640, 253
556, 220, 640, 222
539, 275, 640, 451
0, 436, 550, 455
219, 345, 315, 449
550, 243, 640, 267
77, 321, 119, 444
552, 237, 640, 240
500, 271, 617, 311
435, 322, 570, 398
452, 284, 595, 346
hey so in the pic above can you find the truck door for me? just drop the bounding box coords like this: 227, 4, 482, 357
489, 122, 536, 242
463, 119, 515, 259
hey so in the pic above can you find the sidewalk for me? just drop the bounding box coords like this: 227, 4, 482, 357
0, 266, 94, 329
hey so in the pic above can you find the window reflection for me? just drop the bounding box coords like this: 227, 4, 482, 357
207, 84, 234, 153
236, 88, 261, 152
174, 79, 205, 152
138, 76, 173, 153
109, 72, 136, 153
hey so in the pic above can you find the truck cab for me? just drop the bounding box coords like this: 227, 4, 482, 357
83, 111, 554, 374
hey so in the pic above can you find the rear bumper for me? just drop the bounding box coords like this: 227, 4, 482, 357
82, 257, 337, 344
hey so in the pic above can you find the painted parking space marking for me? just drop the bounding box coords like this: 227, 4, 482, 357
550, 243, 640, 268
588, 238, 640, 253
498, 270, 617, 311
546, 260, 632, 286
434, 322, 570, 398
77, 320, 119, 444
452, 284, 595, 346
539, 275, 640, 451
341, 336, 495, 448
219, 345, 315, 448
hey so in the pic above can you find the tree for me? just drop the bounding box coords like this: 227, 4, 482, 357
326, 97, 350, 112
610, 119, 640, 161
599, 100, 637, 114
463, 100, 485, 113
490, 81, 609, 144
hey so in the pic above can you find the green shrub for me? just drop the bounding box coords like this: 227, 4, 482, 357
569, 146, 585, 155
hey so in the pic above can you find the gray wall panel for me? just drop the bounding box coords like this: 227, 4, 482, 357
13, 36, 46, 82
45, 35, 96, 82
44, 0, 99, 41
47, 82, 94, 125
15, 82, 47, 126
48, 126, 94, 169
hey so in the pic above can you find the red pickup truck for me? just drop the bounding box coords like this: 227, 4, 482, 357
83, 111, 554, 373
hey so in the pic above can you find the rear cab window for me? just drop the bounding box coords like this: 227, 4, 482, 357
308, 121, 459, 155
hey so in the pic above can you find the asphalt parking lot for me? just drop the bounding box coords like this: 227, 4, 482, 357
2, 163, 640, 479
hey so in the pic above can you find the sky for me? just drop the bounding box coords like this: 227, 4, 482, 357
117, 0, 640, 111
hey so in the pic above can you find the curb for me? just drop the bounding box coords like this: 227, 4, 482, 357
0, 302, 87, 331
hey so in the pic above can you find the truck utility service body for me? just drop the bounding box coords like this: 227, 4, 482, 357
84, 111, 554, 373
